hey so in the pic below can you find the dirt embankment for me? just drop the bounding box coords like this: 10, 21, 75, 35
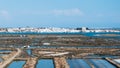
54, 57, 69, 68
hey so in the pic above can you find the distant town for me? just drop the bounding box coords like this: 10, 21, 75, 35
0, 27, 120, 33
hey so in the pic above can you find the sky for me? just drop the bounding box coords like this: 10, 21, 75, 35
0, 0, 120, 28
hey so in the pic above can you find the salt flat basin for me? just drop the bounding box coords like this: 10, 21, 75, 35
89, 59, 116, 68
114, 59, 120, 64
36, 59, 54, 68
7, 61, 26, 68
67, 59, 91, 68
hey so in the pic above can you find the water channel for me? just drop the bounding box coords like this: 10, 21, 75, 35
0, 50, 11, 53
0, 54, 7, 56
29, 45, 120, 49
26, 49, 32, 56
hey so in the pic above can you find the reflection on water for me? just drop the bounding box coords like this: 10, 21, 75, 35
7, 61, 26, 68
36, 59, 54, 68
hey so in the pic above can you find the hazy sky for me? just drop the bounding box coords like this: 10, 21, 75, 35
0, 0, 120, 28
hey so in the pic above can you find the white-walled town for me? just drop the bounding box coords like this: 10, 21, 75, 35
0, 27, 120, 33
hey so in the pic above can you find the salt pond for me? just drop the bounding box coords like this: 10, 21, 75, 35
67, 59, 91, 68
89, 59, 116, 68
7, 61, 26, 68
36, 59, 54, 68
67, 59, 116, 68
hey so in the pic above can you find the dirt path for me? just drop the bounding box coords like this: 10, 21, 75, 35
0, 48, 21, 68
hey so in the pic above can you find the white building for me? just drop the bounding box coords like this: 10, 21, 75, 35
81, 27, 87, 32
